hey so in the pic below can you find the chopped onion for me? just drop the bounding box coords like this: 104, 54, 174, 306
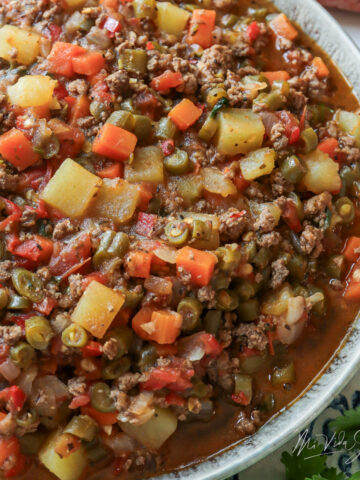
178, 333, 206, 361
260, 111, 280, 137
30, 375, 69, 417
101, 432, 138, 455
277, 296, 306, 345
0, 358, 21, 382
16, 365, 38, 396
154, 245, 177, 264
144, 276, 173, 295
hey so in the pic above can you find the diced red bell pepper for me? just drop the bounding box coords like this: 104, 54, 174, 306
0, 386, 26, 412
141, 366, 194, 392
46, 23, 62, 42
8, 235, 53, 263
160, 139, 175, 156
69, 393, 91, 410
49, 233, 91, 276
0, 197, 22, 231
200, 333, 222, 358
247, 21, 261, 42
24, 199, 49, 219
232, 391, 250, 406
165, 392, 185, 407
135, 212, 158, 238
277, 111, 300, 145
33, 296, 57, 316
53, 83, 68, 100
282, 200, 302, 232
81, 341, 103, 358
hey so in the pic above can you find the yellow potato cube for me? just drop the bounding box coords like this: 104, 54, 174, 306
240, 148, 276, 181
7, 75, 57, 108
337, 110, 360, 148
71, 281, 125, 338
156, 2, 190, 35
40, 158, 102, 218
90, 178, 140, 224
0, 25, 42, 65
301, 150, 341, 194
125, 146, 164, 184
64, 0, 87, 9
201, 167, 237, 197
39, 429, 87, 480
214, 108, 265, 155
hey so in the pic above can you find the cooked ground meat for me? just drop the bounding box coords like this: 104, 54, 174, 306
257, 231, 282, 248
300, 224, 324, 258
219, 208, 249, 241
52, 218, 77, 240
270, 123, 289, 151
303, 192, 332, 219
236, 322, 268, 351
270, 258, 289, 289
0, 325, 22, 345
67, 376, 87, 396
0, 168, 18, 192
102, 337, 119, 360
0, 261, 13, 282
254, 207, 278, 233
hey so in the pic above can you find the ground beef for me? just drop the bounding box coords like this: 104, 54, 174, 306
106, 70, 130, 96
57, 274, 83, 309
67, 79, 89, 96
219, 208, 249, 241
257, 231, 282, 248
236, 322, 268, 351
197, 45, 234, 86
254, 207, 278, 233
288, 87, 307, 112
245, 181, 268, 201
2, 0, 49, 27
156, 183, 184, 214
102, 338, 119, 360
197, 285, 216, 307
207, 351, 236, 391
225, 71, 245, 107
52, 219, 77, 240
0, 168, 18, 192
338, 135, 360, 163
303, 192, 332, 220
270, 123, 289, 151
235, 409, 262, 436
0, 326, 22, 345
300, 224, 324, 258
114, 372, 148, 392
271, 171, 294, 197
270, 258, 289, 289
0, 261, 13, 282
284, 48, 313, 76
76, 116, 101, 136
232, 32, 252, 58
67, 376, 87, 396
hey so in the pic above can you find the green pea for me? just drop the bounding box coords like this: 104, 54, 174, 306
107, 110, 135, 130
280, 155, 306, 183
164, 149, 190, 175
155, 117, 178, 140
137, 345, 157, 372
299, 127, 318, 153
271, 362, 296, 387
287, 254, 307, 280
64, 415, 98, 442
90, 382, 116, 413
102, 356, 131, 380
104, 327, 133, 359
11, 268, 44, 303
0, 288, 9, 310
237, 298, 259, 323
177, 297, 203, 332
10, 342, 35, 368
252, 247, 271, 269
93, 231, 130, 268
203, 310, 222, 337
234, 279, 257, 301
165, 220, 189, 246
61, 324, 88, 348
25, 316, 53, 350
215, 289, 239, 311
335, 197, 355, 224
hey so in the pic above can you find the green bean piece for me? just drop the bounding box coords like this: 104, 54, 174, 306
241, 240, 257, 262
192, 219, 212, 242
252, 247, 271, 269
238, 298, 259, 323
307, 284, 327, 315
215, 289, 239, 311
234, 279, 257, 301
335, 197, 355, 224
102, 356, 131, 380
64, 415, 98, 442
133, 115, 152, 142
11, 268, 44, 303
253, 91, 285, 111
239, 351, 267, 374
107, 110, 135, 131
89, 101, 108, 121
164, 149, 190, 175
287, 254, 307, 280
212, 272, 230, 291
121, 287, 144, 309
198, 115, 218, 142
25, 316, 53, 351
206, 87, 228, 108
203, 310, 222, 337
104, 326, 133, 359
138, 344, 157, 372
352, 180, 360, 198
216, 244, 243, 272
155, 117, 178, 140
280, 155, 306, 183
288, 192, 304, 220
91, 382, 116, 413
271, 362, 296, 386
119, 49, 147, 74
177, 297, 203, 332
260, 392, 276, 412
93, 231, 130, 268
234, 373, 252, 402
299, 127, 318, 153
165, 220, 189, 246
16, 408, 39, 429
323, 254, 344, 279
0, 288, 9, 310
61, 324, 88, 348
289, 231, 303, 255
308, 104, 334, 126
220, 13, 239, 27
19, 431, 46, 455
10, 342, 35, 368
133, 0, 156, 19
249, 7, 267, 18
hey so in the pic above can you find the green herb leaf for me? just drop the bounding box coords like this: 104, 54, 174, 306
281, 438, 326, 480
210, 97, 230, 118
329, 406, 360, 449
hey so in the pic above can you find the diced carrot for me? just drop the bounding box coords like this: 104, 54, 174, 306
187, 9, 216, 49
168, 99, 202, 131
132, 307, 156, 341
50, 119, 85, 159
92, 123, 137, 162
54, 433, 81, 459
72, 51, 106, 76
47, 42, 86, 77
269, 13, 298, 41
81, 405, 118, 425
0, 412, 7, 421
150, 310, 182, 344
97, 162, 122, 179
69, 95, 91, 126
150, 71, 183, 92
0, 128, 40, 171
262, 70, 290, 85
137, 182, 155, 211
100, 0, 118, 9
317, 137, 339, 160
176, 246, 217, 287
125, 250, 153, 278
312, 56, 330, 78
343, 236, 360, 262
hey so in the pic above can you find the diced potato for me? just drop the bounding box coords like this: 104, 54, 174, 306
261, 283, 293, 316
7, 75, 57, 108
41, 158, 102, 218
39, 429, 87, 480
0, 25, 41, 65
240, 148, 276, 181
336, 110, 360, 147
250, 201, 281, 227
181, 212, 220, 250
201, 167, 237, 197
90, 178, 140, 224
71, 281, 125, 338
64, 0, 87, 10
176, 175, 203, 205
156, 2, 191, 35
120, 407, 177, 450
301, 149, 341, 194
125, 146, 164, 184
214, 108, 265, 155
